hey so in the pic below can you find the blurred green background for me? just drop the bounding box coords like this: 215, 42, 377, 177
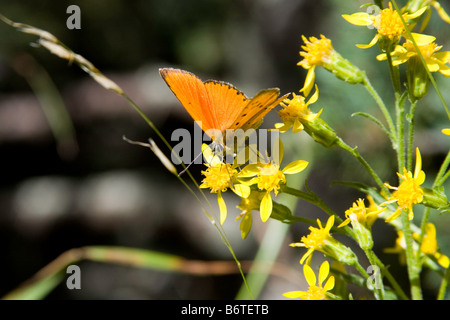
0, 0, 449, 299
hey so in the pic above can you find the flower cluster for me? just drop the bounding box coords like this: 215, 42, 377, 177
192, 0, 450, 300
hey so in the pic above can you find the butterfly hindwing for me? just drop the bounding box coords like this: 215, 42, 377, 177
204, 80, 249, 132
232, 89, 286, 132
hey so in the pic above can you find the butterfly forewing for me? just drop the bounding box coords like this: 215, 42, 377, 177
159, 68, 215, 133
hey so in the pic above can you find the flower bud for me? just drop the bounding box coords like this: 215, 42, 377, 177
407, 55, 429, 101
303, 117, 340, 148
422, 187, 450, 213
321, 237, 359, 265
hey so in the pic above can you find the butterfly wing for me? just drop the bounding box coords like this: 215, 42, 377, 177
231, 89, 287, 132
203, 80, 249, 132
159, 68, 216, 133
160, 68, 286, 140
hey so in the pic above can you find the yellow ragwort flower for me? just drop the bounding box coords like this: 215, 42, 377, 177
382, 148, 426, 222
377, 33, 450, 76
418, 223, 450, 268
290, 216, 335, 264
200, 144, 250, 225
338, 198, 384, 229
298, 34, 364, 85
283, 260, 335, 300
275, 86, 322, 133
343, 2, 426, 49
236, 190, 267, 239
385, 223, 449, 268
290, 215, 357, 265
239, 139, 308, 222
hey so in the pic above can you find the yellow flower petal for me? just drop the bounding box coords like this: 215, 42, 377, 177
342, 13, 373, 26
434, 51, 450, 63
283, 291, 304, 299
405, 6, 428, 20
239, 164, 260, 177
306, 85, 319, 105
409, 32, 436, 45
356, 34, 379, 49
432, 1, 450, 23
282, 160, 309, 174
292, 119, 304, 133
239, 212, 252, 239
303, 263, 317, 287
324, 276, 335, 291
218, 191, 227, 225
442, 128, 450, 135
301, 67, 316, 97
202, 143, 221, 166
413, 147, 422, 179
233, 184, 251, 198
318, 260, 330, 285
260, 191, 273, 222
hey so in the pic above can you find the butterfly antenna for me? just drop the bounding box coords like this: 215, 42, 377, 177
178, 149, 204, 176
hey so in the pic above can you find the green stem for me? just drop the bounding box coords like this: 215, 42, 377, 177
336, 139, 390, 195
416, 207, 431, 263
437, 265, 450, 300
372, 253, 409, 300
281, 186, 354, 239
363, 249, 385, 300
362, 76, 397, 144
434, 151, 450, 188
401, 211, 423, 300
386, 50, 402, 95
406, 100, 418, 172
395, 94, 406, 173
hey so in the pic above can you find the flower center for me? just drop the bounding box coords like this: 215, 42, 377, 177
404, 41, 439, 58
301, 226, 329, 250
299, 35, 334, 68
345, 199, 367, 222
257, 163, 286, 194
393, 170, 424, 209
302, 285, 327, 300
375, 4, 405, 39
278, 95, 309, 121
201, 164, 236, 193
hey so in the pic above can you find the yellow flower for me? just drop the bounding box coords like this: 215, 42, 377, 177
338, 197, 385, 250
343, 2, 426, 49
239, 139, 308, 222
290, 216, 357, 265
291, 215, 336, 264
377, 33, 450, 76
200, 144, 250, 225
275, 85, 322, 133
385, 223, 450, 268
384, 230, 408, 265
338, 198, 385, 229
418, 223, 450, 268
283, 260, 335, 300
443, 128, 450, 135
382, 148, 425, 222
236, 190, 266, 239
298, 34, 364, 85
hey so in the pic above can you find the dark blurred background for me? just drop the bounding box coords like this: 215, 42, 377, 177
0, 0, 449, 299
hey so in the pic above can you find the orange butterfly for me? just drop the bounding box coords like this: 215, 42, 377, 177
159, 68, 287, 146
